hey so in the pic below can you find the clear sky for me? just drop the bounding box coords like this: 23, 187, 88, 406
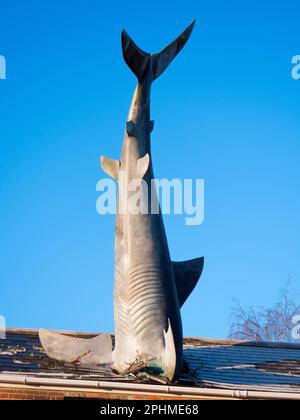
0, 0, 300, 338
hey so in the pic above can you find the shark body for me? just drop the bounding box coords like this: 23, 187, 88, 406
40, 21, 203, 381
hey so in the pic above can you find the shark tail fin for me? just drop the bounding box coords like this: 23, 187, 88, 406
121, 20, 195, 81
39, 329, 113, 365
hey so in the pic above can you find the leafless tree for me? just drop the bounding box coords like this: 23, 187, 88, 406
229, 285, 300, 343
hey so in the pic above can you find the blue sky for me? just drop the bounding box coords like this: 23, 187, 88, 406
0, 0, 300, 338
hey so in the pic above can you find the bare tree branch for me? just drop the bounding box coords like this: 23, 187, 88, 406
228, 284, 300, 343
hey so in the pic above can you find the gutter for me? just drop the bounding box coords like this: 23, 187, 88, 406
0, 374, 299, 400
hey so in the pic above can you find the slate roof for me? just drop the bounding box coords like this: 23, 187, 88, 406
1, 329, 300, 397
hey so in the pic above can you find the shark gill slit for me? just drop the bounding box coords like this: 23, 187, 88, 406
128, 264, 167, 337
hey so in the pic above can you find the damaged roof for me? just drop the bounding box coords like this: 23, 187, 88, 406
1, 329, 300, 398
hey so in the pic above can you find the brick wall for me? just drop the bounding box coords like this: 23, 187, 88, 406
0, 387, 64, 400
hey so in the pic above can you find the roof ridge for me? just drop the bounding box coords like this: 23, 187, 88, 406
5, 328, 300, 350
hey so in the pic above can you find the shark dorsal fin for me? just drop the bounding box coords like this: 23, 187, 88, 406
100, 156, 120, 180
172, 257, 204, 307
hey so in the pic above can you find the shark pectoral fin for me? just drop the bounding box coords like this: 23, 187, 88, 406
137, 153, 150, 179
172, 257, 204, 307
163, 319, 177, 381
100, 156, 120, 180
39, 329, 113, 365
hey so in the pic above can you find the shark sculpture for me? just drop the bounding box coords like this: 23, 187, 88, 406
39, 20, 204, 381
